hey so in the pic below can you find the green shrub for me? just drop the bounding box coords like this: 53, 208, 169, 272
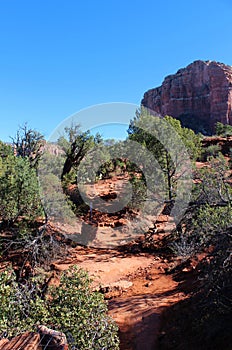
201, 144, 221, 161
0, 266, 119, 349
49, 266, 119, 349
0, 152, 43, 224
215, 122, 232, 137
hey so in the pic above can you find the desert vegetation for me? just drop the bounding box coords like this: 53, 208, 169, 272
0, 114, 231, 349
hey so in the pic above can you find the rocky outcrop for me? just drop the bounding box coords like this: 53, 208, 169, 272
142, 60, 232, 134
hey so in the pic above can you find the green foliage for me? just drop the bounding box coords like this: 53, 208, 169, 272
193, 204, 231, 242
49, 266, 119, 349
201, 144, 221, 161
0, 268, 48, 335
171, 154, 231, 257
0, 266, 119, 349
0, 143, 43, 224
38, 148, 65, 178
128, 172, 147, 209
59, 124, 103, 181
11, 124, 44, 168
75, 141, 111, 183
38, 173, 75, 222
165, 151, 232, 348
0, 126, 45, 225
37, 146, 76, 223
215, 122, 232, 137
96, 156, 127, 180
128, 109, 201, 201
164, 115, 202, 160
195, 153, 232, 205
0, 141, 13, 158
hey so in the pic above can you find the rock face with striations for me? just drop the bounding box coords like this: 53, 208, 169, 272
141, 60, 232, 134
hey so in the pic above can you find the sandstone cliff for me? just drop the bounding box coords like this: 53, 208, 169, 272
141, 60, 232, 134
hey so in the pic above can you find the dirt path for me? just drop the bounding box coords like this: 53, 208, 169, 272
52, 247, 154, 289
53, 247, 186, 350
108, 258, 185, 350
51, 175, 186, 349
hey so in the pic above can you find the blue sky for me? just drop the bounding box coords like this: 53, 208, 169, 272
0, 0, 232, 141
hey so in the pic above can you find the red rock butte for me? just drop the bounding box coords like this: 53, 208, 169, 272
141, 60, 232, 134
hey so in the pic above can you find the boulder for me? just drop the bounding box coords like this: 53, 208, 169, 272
38, 325, 68, 350
0, 326, 68, 350
0, 332, 41, 350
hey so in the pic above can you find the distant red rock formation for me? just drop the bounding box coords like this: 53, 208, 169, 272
142, 60, 232, 134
